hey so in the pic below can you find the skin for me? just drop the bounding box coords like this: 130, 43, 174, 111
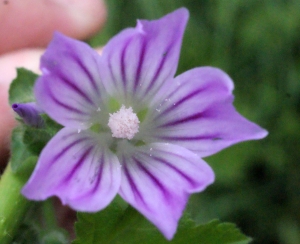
0, 0, 106, 167
0, 0, 106, 238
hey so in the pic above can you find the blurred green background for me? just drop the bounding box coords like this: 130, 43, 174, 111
89, 1, 300, 243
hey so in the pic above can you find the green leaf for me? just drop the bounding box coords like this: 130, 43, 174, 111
23, 127, 52, 155
10, 122, 60, 174
9, 68, 38, 105
21, 114, 63, 156
73, 202, 124, 244
12, 202, 69, 244
14, 156, 38, 181
10, 114, 62, 174
73, 201, 251, 244
41, 114, 63, 137
10, 127, 33, 173
12, 222, 40, 244
39, 229, 69, 244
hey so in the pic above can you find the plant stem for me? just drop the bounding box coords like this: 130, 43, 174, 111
42, 199, 58, 230
0, 163, 31, 244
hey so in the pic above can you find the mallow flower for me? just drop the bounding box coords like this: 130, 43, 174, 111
21, 8, 267, 239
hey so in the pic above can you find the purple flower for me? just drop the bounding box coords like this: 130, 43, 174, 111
22, 8, 267, 239
12, 102, 44, 128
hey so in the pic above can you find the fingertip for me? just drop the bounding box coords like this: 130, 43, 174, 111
63, 0, 107, 40
0, 0, 107, 54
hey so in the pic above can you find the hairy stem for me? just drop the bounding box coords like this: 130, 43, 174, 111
0, 163, 30, 243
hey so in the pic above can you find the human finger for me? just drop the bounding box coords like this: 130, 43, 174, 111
0, 0, 106, 54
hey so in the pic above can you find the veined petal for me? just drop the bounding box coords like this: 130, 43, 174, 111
22, 128, 121, 212
35, 33, 105, 128
99, 8, 189, 104
118, 143, 214, 240
149, 67, 268, 157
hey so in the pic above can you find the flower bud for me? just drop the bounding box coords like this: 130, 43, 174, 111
12, 102, 44, 128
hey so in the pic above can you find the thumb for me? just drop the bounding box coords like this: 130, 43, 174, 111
0, 0, 106, 55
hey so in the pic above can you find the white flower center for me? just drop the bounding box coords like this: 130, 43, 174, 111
107, 105, 140, 140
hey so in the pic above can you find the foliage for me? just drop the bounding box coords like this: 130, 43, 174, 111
73, 200, 251, 244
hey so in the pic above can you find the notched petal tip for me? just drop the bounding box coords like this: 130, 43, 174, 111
136, 7, 189, 35
136, 7, 189, 29
51, 31, 77, 47
53, 31, 66, 39
135, 20, 145, 34
202, 66, 235, 91
172, 7, 189, 21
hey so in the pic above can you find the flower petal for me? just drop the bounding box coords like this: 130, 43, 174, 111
35, 33, 105, 128
149, 67, 268, 157
118, 143, 214, 239
22, 127, 121, 212
99, 8, 188, 104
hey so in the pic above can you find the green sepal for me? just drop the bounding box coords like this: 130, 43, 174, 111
10, 126, 33, 173
73, 200, 251, 244
9, 68, 38, 105
22, 113, 63, 156
14, 228, 69, 244
12, 201, 69, 244
23, 128, 52, 155
14, 156, 38, 181
39, 229, 69, 244
10, 116, 62, 175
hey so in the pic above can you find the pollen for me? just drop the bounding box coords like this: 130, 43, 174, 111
107, 105, 140, 140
